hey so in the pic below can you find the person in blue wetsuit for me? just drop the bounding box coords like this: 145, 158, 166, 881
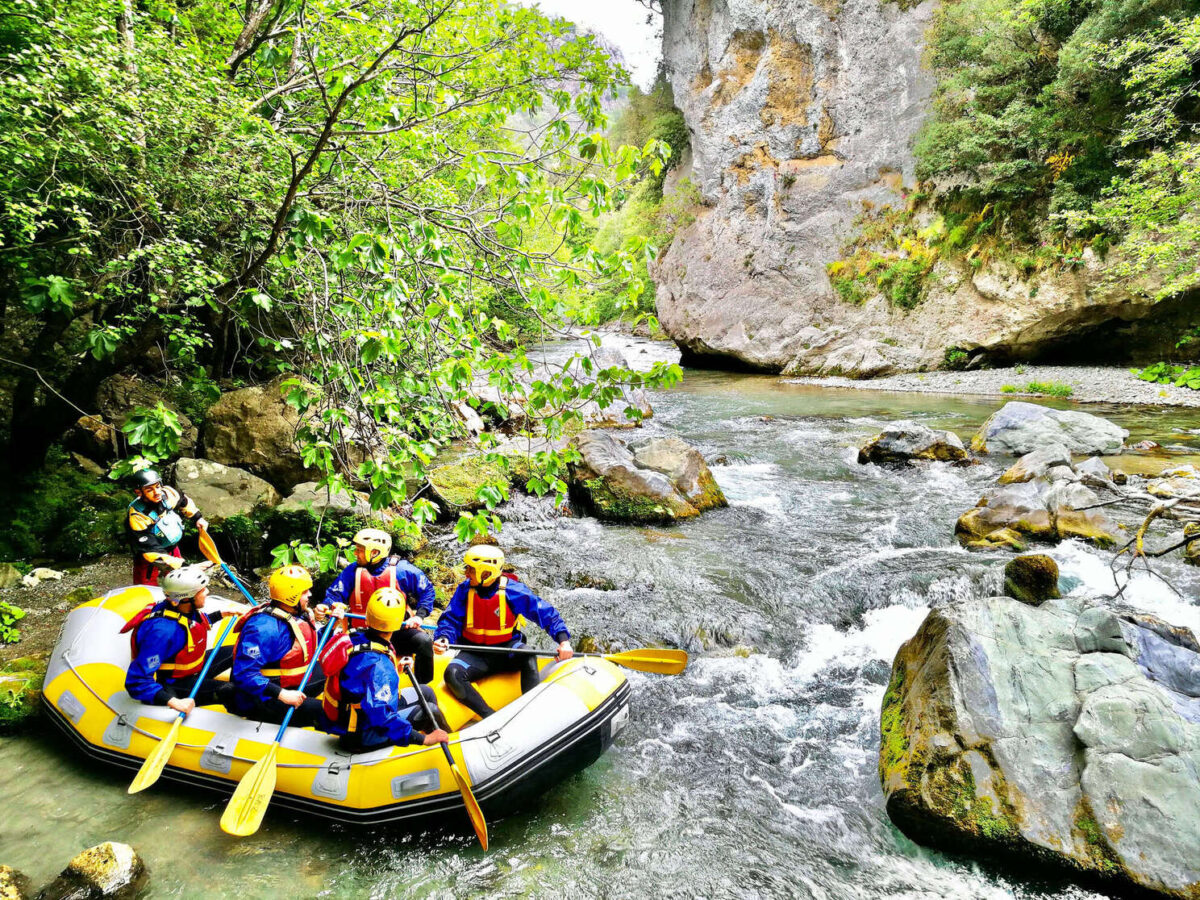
319, 588, 449, 751
123, 565, 232, 713
433, 545, 573, 720
224, 565, 325, 727
321, 528, 437, 683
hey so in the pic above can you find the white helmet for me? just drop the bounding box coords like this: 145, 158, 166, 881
161, 565, 210, 603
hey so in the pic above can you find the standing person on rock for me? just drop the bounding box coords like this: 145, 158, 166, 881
317, 587, 450, 752
322, 528, 437, 683
125, 469, 207, 586
223, 565, 326, 727
433, 546, 573, 720
122, 565, 234, 712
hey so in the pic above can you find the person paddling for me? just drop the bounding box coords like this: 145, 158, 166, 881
318, 588, 450, 752
122, 565, 233, 713
223, 565, 325, 727
126, 468, 207, 586
433, 546, 573, 720
322, 528, 437, 683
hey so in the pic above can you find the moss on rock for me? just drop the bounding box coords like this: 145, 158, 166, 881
1003, 555, 1060, 606
0, 655, 47, 733
427, 456, 510, 513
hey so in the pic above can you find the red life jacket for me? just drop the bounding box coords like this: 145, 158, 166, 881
319, 634, 398, 732
232, 603, 317, 688
121, 602, 208, 681
351, 561, 399, 616
462, 576, 520, 645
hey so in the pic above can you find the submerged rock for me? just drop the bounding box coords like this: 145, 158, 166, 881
567, 430, 726, 524
37, 843, 145, 900
1003, 555, 1060, 605
174, 457, 281, 523
972, 402, 1127, 456
857, 421, 968, 466
881, 596, 1200, 897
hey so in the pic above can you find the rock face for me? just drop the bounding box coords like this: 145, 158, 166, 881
881, 596, 1200, 897
653, 1, 1197, 374
36, 842, 145, 900
971, 402, 1127, 456
174, 457, 281, 523
857, 421, 967, 466
201, 376, 317, 490
956, 479, 1116, 550
568, 431, 726, 523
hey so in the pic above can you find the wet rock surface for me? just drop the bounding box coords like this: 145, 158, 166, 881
881, 596, 1200, 897
857, 421, 967, 466
971, 402, 1127, 456
35, 843, 145, 900
1002, 555, 1060, 606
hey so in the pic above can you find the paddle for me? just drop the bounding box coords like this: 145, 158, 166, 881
219, 616, 339, 837
404, 667, 488, 851
197, 525, 257, 607
129, 610, 239, 794
445, 643, 689, 676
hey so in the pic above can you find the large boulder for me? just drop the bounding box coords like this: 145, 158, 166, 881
426, 456, 510, 515
173, 457, 280, 524
567, 430, 725, 523
881, 596, 1200, 897
971, 402, 1127, 456
36, 842, 145, 900
64, 416, 118, 463
857, 421, 968, 466
201, 376, 317, 490
94, 374, 198, 456
956, 480, 1116, 550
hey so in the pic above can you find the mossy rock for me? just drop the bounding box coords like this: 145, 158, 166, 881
62, 585, 96, 607
0, 864, 30, 900
426, 456, 510, 514
0, 655, 47, 733
1003, 555, 1060, 606
580, 476, 696, 523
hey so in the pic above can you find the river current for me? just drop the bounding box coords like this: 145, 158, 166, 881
5, 336, 1200, 898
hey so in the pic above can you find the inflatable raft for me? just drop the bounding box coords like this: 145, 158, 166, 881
42, 585, 630, 825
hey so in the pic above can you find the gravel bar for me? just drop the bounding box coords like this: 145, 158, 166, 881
784, 365, 1200, 408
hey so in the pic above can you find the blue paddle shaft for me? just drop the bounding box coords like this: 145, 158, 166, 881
271, 617, 339, 742
220, 561, 257, 606
176, 613, 240, 718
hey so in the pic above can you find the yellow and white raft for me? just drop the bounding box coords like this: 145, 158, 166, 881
42, 585, 630, 825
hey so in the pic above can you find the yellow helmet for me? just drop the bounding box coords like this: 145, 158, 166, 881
269, 565, 313, 606
352, 528, 392, 565
366, 587, 409, 632
464, 545, 504, 587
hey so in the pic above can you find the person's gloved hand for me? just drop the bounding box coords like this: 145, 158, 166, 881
433, 638, 449, 655
194, 516, 209, 532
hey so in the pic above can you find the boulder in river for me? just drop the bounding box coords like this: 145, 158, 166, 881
881, 596, 1200, 897
971, 402, 1127, 456
997, 444, 1072, 484
857, 421, 968, 466
1002, 555, 1060, 606
1147, 466, 1200, 502
956, 480, 1116, 550
174, 457, 281, 524
567, 430, 726, 523
36, 842, 145, 900
426, 455, 510, 515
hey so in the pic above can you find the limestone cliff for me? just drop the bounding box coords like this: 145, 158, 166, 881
654, 0, 1200, 375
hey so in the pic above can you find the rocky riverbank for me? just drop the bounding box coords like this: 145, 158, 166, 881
788, 365, 1200, 407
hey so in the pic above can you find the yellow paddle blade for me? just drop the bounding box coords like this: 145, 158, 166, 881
449, 760, 488, 851
129, 715, 182, 794
220, 742, 279, 837
197, 527, 222, 566
603, 648, 689, 675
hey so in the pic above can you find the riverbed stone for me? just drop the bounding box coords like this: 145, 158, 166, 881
0, 866, 29, 900
174, 457, 281, 523
997, 444, 1072, 484
1003, 555, 1060, 606
857, 421, 967, 466
567, 430, 721, 523
37, 843, 145, 900
971, 402, 1127, 456
881, 595, 1200, 896
631, 437, 727, 512
1147, 466, 1200, 501
1076, 456, 1112, 482
955, 480, 1115, 550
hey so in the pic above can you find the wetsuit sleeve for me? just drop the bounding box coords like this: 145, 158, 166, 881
124, 619, 185, 705
232, 616, 285, 702
433, 583, 469, 644
509, 582, 570, 644
393, 562, 436, 617
323, 564, 356, 607
359, 661, 421, 746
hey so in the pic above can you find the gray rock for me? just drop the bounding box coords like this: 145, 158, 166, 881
956, 479, 1115, 550
0, 563, 22, 590
971, 402, 1127, 456
567, 430, 725, 523
857, 421, 967, 466
174, 457, 281, 523
882, 596, 1200, 896
1076, 456, 1112, 481
1148, 467, 1200, 501
997, 444, 1072, 484
278, 481, 380, 520
36, 842, 145, 899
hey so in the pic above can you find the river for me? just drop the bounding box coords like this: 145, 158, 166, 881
4, 336, 1200, 898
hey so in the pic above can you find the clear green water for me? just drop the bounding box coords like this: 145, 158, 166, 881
5, 340, 1200, 898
